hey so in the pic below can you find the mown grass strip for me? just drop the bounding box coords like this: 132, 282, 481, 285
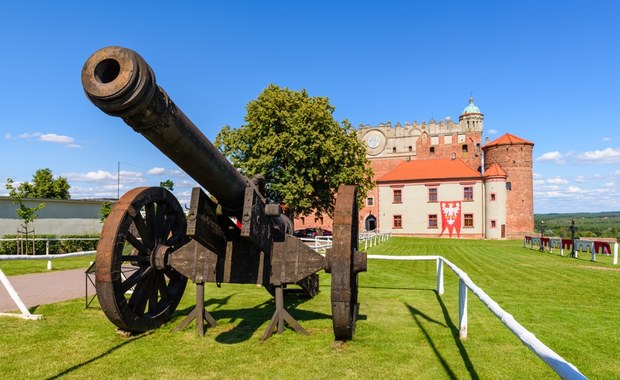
0, 237, 617, 379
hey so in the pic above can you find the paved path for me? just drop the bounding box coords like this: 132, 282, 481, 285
0, 269, 96, 312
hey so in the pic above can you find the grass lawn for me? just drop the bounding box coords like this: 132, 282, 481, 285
0, 237, 618, 379
0, 254, 95, 276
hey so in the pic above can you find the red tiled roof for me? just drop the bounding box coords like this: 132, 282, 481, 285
484, 163, 507, 177
484, 133, 533, 148
377, 158, 481, 182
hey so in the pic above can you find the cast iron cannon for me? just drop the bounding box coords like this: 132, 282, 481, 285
81, 46, 367, 340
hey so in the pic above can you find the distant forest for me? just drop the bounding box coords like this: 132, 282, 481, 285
534, 211, 619, 240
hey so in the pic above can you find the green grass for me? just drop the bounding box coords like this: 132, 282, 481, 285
1, 238, 618, 379
0, 254, 95, 276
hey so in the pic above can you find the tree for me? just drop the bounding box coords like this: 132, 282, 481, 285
7, 168, 71, 199
99, 201, 112, 222
6, 179, 45, 243
215, 84, 374, 218
160, 179, 174, 191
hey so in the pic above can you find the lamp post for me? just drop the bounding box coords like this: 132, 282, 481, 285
569, 218, 576, 258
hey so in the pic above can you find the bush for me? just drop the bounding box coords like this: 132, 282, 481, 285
0, 234, 99, 255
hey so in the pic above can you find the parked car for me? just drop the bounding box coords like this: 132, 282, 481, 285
293, 228, 332, 238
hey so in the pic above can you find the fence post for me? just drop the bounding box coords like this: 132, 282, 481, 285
459, 279, 468, 339
613, 243, 618, 265
436, 258, 444, 295
46, 239, 52, 270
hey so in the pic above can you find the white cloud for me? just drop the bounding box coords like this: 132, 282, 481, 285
602, 137, 611, 142
487, 129, 498, 135
536, 151, 565, 163
16, 132, 81, 148
65, 170, 116, 182
39, 133, 74, 144
147, 167, 166, 175
547, 178, 568, 185
576, 147, 620, 164
4, 133, 11, 139
567, 186, 583, 193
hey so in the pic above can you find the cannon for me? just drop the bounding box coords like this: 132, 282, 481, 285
81, 46, 367, 340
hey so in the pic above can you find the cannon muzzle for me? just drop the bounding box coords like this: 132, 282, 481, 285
81, 46, 247, 212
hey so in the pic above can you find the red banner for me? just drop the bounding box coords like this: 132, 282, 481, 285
440, 201, 461, 238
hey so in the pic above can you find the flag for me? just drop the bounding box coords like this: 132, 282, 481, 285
440, 201, 461, 238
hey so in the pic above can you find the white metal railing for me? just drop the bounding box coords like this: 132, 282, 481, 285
524, 236, 618, 264
368, 254, 587, 380
0, 238, 98, 269
0, 251, 95, 320
299, 231, 392, 253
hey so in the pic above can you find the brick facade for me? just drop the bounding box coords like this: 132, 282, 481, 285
482, 135, 534, 238
293, 99, 534, 240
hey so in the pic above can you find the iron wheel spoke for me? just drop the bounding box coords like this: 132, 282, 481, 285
126, 232, 148, 255
132, 211, 154, 249
121, 266, 152, 293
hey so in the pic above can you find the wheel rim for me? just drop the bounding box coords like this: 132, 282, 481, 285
96, 187, 188, 332
330, 185, 362, 340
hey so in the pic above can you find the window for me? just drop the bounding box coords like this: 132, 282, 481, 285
314, 217, 324, 224
393, 189, 402, 204
393, 215, 402, 229
490, 193, 496, 201
428, 214, 438, 229
464, 213, 474, 228
300, 217, 305, 225
428, 188, 438, 202
462, 144, 468, 153
392, 147, 397, 153
367, 197, 374, 206
490, 220, 497, 228
430, 147, 435, 154
464, 186, 473, 201
506, 182, 512, 191
408, 146, 412, 152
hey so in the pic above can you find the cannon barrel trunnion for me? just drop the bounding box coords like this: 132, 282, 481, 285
82, 46, 367, 341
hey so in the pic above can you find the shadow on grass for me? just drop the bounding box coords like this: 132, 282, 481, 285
45, 332, 152, 380
174, 292, 331, 344
405, 296, 479, 380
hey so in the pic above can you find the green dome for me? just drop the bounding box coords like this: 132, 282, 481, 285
462, 97, 480, 114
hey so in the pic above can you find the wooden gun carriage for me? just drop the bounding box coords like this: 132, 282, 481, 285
81, 46, 367, 340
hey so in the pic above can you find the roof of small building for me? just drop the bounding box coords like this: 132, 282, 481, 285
461, 97, 481, 114
484, 133, 533, 148
377, 158, 482, 183
484, 163, 507, 177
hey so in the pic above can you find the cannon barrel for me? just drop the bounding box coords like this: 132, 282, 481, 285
81, 46, 247, 212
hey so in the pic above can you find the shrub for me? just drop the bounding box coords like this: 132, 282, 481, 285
0, 234, 99, 255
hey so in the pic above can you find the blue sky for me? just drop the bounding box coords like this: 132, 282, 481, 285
1, 1, 619, 214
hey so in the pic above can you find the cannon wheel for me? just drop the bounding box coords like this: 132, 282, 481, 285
330, 185, 360, 340
96, 187, 188, 332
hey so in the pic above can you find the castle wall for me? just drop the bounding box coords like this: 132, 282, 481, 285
484, 178, 507, 239
483, 144, 534, 238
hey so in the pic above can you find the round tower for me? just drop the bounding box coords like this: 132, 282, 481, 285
484, 164, 507, 239
458, 97, 484, 172
482, 134, 534, 238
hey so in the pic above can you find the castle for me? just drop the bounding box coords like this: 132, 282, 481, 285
295, 98, 534, 239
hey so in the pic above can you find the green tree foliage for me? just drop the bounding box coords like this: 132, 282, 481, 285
160, 179, 174, 191
99, 201, 112, 222
7, 168, 71, 199
5, 180, 45, 230
215, 84, 374, 217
